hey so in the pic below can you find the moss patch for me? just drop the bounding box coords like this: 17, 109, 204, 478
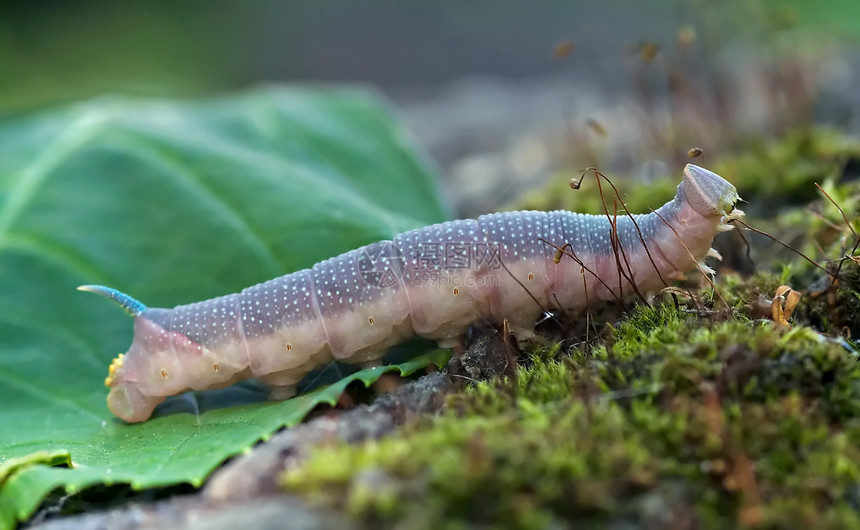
800, 260, 860, 339
282, 300, 860, 528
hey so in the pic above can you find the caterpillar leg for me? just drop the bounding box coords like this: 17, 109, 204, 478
108, 383, 166, 423
436, 337, 462, 350
360, 359, 383, 370
267, 383, 298, 401
259, 368, 307, 400
507, 324, 536, 341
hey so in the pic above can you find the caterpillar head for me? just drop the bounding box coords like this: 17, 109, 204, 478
681, 164, 743, 225
81, 286, 247, 422
102, 314, 173, 423
79, 285, 168, 422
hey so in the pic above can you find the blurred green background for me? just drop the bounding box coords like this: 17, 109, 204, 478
1, 0, 856, 110
1, 0, 858, 214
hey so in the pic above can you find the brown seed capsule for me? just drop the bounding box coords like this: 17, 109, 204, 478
637, 42, 661, 62
586, 118, 608, 137
554, 40, 574, 59
677, 25, 696, 49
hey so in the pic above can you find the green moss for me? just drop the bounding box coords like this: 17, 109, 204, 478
799, 261, 860, 338
740, 158, 859, 285
282, 301, 860, 528
712, 128, 860, 208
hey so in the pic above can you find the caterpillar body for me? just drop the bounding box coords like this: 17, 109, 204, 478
81, 164, 741, 422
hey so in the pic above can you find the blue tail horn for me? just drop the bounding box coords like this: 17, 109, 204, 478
77, 285, 147, 316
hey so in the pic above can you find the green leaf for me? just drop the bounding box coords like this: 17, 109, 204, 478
0, 86, 451, 528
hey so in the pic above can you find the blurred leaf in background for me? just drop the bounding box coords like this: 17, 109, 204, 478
0, 2, 241, 111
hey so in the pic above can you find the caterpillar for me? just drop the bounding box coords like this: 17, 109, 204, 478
80, 164, 742, 422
